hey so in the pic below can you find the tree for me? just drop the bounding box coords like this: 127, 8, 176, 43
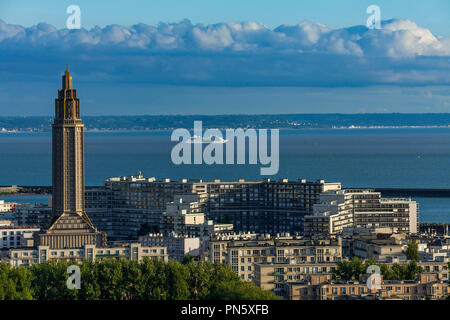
0, 258, 279, 300
406, 240, 420, 261
336, 258, 365, 280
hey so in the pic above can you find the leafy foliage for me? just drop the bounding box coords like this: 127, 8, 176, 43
0, 258, 279, 300
406, 240, 421, 261
336, 258, 423, 281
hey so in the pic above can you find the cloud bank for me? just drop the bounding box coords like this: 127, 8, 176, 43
0, 18, 449, 86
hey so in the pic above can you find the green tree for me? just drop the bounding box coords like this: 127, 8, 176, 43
30, 261, 78, 300
406, 240, 420, 261
0, 258, 279, 300
336, 258, 366, 280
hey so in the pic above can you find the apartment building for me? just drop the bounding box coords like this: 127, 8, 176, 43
9, 243, 168, 266
15, 204, 52, 228
209, 234, 342, 280
253, 261, 338, 296
254, 259, 449, 298
0, 200, 15, 212
304, 189, 418, 237
160, 194, 211, 236
286, 273, 448, 300
139, 233, 200, 262
82, 174, 342, 240
15, 174, 341, 240
0, 225, 40, 249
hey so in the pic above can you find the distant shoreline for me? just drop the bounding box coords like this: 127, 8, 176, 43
2, 125, 450, 134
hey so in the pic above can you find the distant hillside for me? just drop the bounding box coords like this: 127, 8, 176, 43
2, 114, 450, 132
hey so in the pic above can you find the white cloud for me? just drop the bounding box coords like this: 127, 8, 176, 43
0, 18, 449, 86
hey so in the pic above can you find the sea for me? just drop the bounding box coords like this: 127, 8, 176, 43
1, 127, 450, 223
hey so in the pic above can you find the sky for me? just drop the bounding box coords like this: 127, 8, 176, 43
0, 0, 449, 115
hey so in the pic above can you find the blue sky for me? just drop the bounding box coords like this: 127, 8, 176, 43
0, 0, 449, 115
2, 0, 450, 36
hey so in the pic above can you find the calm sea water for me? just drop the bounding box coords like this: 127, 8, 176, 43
1, 128, 450, 222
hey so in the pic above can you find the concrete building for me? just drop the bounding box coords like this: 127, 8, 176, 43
9, 243, 168, 266
80, 175, 341, 240
0, 200, 15, 212
304, 189, 418, 237
254, 259, 449, 299
286, 273, 448, 300
1, 225, 40, 249
253, 261, 338, 296
7, 68, 167, 268
208, 234, 342, 280
139, 233, 200, 262
15, 204, 52, 228
138, 194, 232, 261
38, 66, 106, 249
160, 194, 211, 236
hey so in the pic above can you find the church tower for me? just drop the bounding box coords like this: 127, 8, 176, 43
39, 66, 106, 249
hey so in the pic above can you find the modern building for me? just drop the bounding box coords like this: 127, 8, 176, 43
0, 200, 15, 212
139, 233, 200, 262
138, 194, 232, 261
0, 225, 40, 249
208, 234, 342, 280
304, 189, 418, 237
82, 175, 341, 240
15, 204, 52, 228
9, 243, 168, 266
285, 273, 448, 300
254, 260, 449, 299
253, 261, 338, 296
159, 194, 211, 236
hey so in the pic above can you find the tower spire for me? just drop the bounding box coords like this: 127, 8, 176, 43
62, 63, 72, 90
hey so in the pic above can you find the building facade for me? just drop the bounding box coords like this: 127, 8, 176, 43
9, 243, 168, 266
286, 273, 448, 300
39, 66, 106, 249
82, 175, 341, 240
208, 234, 342, 280
305, 189, 418, 237
1, 225, 40, 249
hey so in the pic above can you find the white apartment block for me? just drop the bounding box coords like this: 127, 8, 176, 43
0, 225, 40, 249
304, 189, 418, 237
0, 200, 14, 212
9, 243, 168, 266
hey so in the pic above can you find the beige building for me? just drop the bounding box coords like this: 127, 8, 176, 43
38, 66, 106, 250
9, 243, 168, 266
254, 259, 449, 299
160, 194, 213, 236
208, 234, 341, 280
253, 262, 338, 296
139, 233, 200, 262
305, 189, 418, 237
286, 273, 448, 300
7, 68, 169, 268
